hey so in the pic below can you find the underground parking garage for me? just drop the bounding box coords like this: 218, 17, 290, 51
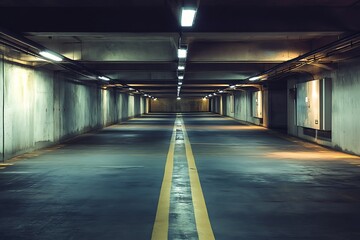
1, 0, 360, 239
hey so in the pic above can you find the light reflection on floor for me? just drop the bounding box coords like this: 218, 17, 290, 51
267, 151, 360, 160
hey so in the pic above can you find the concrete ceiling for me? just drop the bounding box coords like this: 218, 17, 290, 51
1, 0, 360, 98
0, 0, 359, 7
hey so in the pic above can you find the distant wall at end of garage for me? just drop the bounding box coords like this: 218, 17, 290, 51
150, 98, 209, 112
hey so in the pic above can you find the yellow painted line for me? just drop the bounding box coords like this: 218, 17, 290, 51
0, 163, 14, 166
181, 117, 215, 240
0, 163, 14, 170
151, 119, 177, 240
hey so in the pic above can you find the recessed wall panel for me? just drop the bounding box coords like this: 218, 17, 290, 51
252, 91, 263, 118
297, 80, 321, 129
296, 78, 332, 130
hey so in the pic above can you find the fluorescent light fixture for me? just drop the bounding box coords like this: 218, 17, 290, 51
98, 76, 110, 81
144, 94, 148, 97
229, 85, 236, 89
39, 51, 63, 62
178, 48, 187, 59
178, 86, 181, 89
177, 70, 185, 80
181, 8, 197, 27
178, 81, 183, 85
178, 65, 185, 70
177, 97, 181, 100
249, 76, 262, 81
209, 94, 212, 97
213, 93, 217, 96
219, 90, 224, 93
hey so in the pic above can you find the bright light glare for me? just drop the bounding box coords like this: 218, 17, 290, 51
178, 75, 184, 80
178, 65, 185, 70
229, 85, 236, 89
178, 82, 183, 85
178, 48, 187, 59
98, 76, 110, 81
249, 76, 262, 81
181, 8, 196, 27
39, 51, 63, 62
177, 97, 181, 100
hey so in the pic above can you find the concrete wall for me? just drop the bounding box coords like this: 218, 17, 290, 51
287, 59, 360, 155
0, 54, 145, 161
211, 90, 264, 126
150, 98, 209, 112
0, 55, 4, 161
331, 61, 360, 154
216, 58, 360, 156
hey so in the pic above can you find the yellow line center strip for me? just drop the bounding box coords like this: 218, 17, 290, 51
181, 117, 216, 240
151, 118, 177, 240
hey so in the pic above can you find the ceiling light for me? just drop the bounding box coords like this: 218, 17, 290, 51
178, 81, 183, 85
229, 85, 236, 89
219, 90, 224, 93
178, 47, 187, 59
98, 76, 110, 81
178, 72, 184, 80
178, 64, 185, 70
181, 8, 197, 27
249, 76, 262, 81
177, 97, 181, 100
39, 51, 63, 62
213, 93, 217, 96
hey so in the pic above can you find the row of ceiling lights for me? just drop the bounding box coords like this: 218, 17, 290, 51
176, 5, 198, 100
203, 79, 266, 99
204, 84, 236, 99
203, 74, 268, 99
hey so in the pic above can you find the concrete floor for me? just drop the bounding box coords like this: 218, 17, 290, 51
1, 113, 360, 240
